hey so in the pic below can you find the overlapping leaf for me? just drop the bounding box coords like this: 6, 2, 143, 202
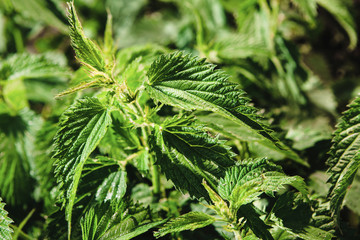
218, 158, 308, 204
0, 198, 13, 240
146, 52, 279, 147
53, 97, 111, 234
327, 95, 360, 217
151, 114, 234, 199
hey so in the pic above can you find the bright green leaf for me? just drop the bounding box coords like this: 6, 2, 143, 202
67, 1, 106, 73
95, 170, 127, 204
0, 198, 13, 240
154, 212, 215, 238
146, 52, 280, 147
53, 97, 112, 236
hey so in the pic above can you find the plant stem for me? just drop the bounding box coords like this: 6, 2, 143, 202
234, 231, 242, 240
133, 100, 161, 201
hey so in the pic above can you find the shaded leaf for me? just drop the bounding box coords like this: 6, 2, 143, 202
238, 204, 274, 240
316, 0, 357, 50
151, 114, 234, 199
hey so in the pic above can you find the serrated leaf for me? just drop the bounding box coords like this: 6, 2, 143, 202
53, 97, 111, 236
271, 192, 333, 240
327, 95, 360, 218
151, 114, 234, 199
196, 113, 306, 165
218, 158, 308, 204
115, 220, 167, 240
146, 52, 280, 147
0, 198, 13, 240
95, 170, 127, 204
99, 209, 149, 240
316, 0, 357, 50
154, 212, 215, 238
67, 1, 106, 73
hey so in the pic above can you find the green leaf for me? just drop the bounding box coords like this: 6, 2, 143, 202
271, 193, 333, 240
95, 170, 127, 204
238, 204, 274, 240
154, 212, 215, 238
113, 220, 167, 240
0, 109, 39, 206
327, 95, 360, 218
291, 0, 317, 26
3, 78, 28, 112
196, 113, 306, 165
0, 198, 13, 240
0, 53, 69, 80
67, 1, 106, 73
9, 0, 68, 33
99, 208, 159, 240
315, 0, 358, 50
53, 97, 112, 236
146, 52, 280, 147
151, 114, 234, 199
218, 158, 308, 204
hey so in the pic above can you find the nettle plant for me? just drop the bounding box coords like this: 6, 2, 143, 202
20, 2, 357, 240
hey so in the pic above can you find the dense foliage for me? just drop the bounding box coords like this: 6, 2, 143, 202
0, 0, 360, 239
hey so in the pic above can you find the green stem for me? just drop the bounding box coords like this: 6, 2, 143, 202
234, 230, 242, 240
133, 101, 161, 201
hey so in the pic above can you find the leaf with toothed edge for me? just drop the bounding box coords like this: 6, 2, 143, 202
327, 95, 360, 219
53, 97, 111, 237
150, 114, 235, 200
146, 52, 283, 149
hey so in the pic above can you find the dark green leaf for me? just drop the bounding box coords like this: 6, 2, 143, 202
238, 204, 274, 240
316, 0, 357, 50
151, 114, 234, 199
